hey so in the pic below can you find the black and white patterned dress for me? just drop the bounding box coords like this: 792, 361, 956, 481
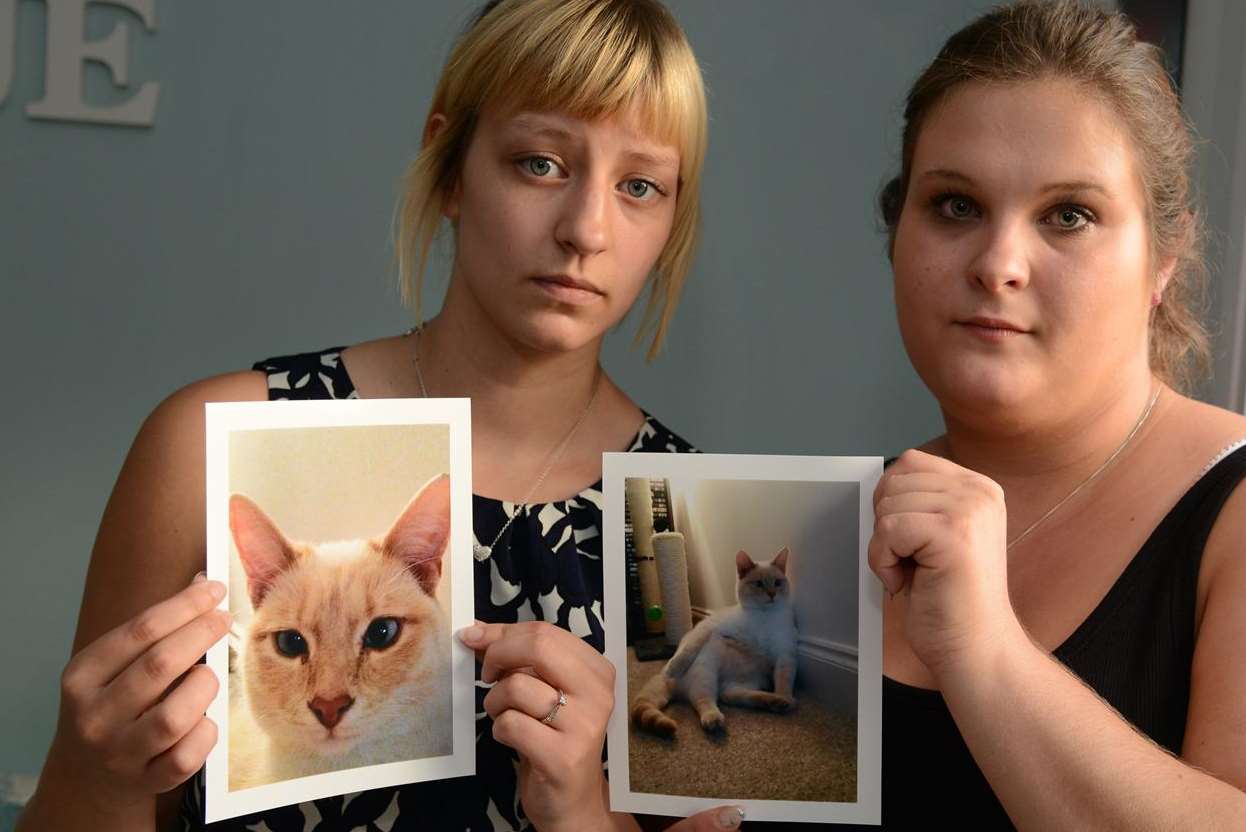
179, 346, 696, 831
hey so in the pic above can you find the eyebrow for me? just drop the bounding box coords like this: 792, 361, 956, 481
917, 168, 1110, 196
506, 115, 679, 171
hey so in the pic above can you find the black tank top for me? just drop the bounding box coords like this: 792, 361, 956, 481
827, 443, 1246, 831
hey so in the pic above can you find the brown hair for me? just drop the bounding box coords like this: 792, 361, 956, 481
395, 0, 708, 360
879, 0, 1209, 391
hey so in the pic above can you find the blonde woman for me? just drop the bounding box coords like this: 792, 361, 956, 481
17, 2, 737, 830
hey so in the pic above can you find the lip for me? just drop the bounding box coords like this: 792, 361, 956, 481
531, 274, 605, 306
955, 316, 1030, 340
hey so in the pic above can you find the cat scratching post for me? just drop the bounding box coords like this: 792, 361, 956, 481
625, 478, 664, 634
651, 531, 692, 645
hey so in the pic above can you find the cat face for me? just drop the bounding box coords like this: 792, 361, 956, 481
229, 474, 451, 756
734, 546, 791, 609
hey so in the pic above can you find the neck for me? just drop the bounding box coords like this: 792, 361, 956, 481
417, 280, 602, 441
935, 367, 1163, 524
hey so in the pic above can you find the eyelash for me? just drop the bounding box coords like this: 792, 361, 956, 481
930, 193, 1096, 235
516, 155, 666, 201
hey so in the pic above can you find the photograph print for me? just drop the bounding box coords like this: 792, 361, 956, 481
604, 453, 882, 825
202, 398, 475, 822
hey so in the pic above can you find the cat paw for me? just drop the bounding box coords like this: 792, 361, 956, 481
770, 695, 797, 713
700, 710, 727, 733
755, 693, 796, 712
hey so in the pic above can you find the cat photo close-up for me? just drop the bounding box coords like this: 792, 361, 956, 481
202, 403, 475, 821
227, 473, 453, 790
603, 453, 883, 824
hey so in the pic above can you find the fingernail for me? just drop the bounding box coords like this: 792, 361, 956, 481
458, 625, 484, 644
192, 571, 207, 583
717, 806, 745, 829
207, 581, 226, 602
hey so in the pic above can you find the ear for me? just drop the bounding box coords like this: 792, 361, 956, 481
382, 473, 451, 596
1153, 255, 1177, 307
771, 546, 790, 574
423, 112, 460, 221
735, 550, 756, 579
229, 495, 299, 608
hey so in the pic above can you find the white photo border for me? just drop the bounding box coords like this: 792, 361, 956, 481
203, 398, 476, 823
603, 452, 883, 825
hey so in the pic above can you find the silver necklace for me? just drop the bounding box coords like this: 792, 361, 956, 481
409, 324, 602, 560
1006, 384, 1162, 551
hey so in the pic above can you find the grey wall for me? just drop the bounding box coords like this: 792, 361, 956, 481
1183, 0, 1246, 410
1, 0, 1007, 778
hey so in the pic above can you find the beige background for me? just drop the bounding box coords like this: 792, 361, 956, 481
227, 424, 452, 625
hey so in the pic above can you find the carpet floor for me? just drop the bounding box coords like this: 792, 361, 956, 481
625, 649, 858, 803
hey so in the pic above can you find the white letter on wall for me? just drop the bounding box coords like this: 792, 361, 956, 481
26, 0, 158, 126
0, 0, 15, 106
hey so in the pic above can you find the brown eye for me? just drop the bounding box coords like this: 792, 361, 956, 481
274, 630, 308, 657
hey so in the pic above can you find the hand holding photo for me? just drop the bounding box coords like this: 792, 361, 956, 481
604, 453, 882, 825
203, 399, 475, 822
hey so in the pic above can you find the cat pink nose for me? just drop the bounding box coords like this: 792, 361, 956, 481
309, 694, 355, 729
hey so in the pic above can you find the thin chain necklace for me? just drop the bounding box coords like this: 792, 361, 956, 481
1005, 384, 1162, 551
409, 323, 602, 560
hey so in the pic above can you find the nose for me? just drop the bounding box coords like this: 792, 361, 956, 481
554, 179, 610, 257
968, 220, 1030, 292
309, 693, 354, 729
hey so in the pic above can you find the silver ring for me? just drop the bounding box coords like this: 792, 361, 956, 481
540, 688, 567, 725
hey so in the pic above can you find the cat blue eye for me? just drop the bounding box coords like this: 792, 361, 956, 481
274, 629, 308, 657
363, 617, 402, 650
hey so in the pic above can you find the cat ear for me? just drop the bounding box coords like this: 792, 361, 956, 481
772, 546, 790, 574
735, 550, 756, 579
382, 473, 451, 595
229, 494, 299, 608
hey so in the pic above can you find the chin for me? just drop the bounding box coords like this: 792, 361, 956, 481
506, 308, 614, 353
923, 362, 1038, 417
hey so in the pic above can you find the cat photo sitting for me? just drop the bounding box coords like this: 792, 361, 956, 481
631, 546, 798, 737
226, 473, 453, 790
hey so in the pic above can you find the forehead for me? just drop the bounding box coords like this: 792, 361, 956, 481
483, 106, 680, 166
911, 79, 1140, 194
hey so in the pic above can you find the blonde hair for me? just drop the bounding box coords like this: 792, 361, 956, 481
396, 0, 708, 359
879, 0, 1210, 391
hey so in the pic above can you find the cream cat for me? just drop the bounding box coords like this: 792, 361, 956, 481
631, 547, 797, 736
227, 473, 452, 790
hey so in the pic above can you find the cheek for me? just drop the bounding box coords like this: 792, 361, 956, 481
613, 210, 675, 292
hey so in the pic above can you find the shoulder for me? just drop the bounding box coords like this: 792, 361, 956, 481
1159, 393, 1246, 459
631, 411, 698, 454
74, 370, 269, 650
252, 343, 357, 400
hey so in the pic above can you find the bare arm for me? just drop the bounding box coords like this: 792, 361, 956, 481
18, 371, 268, 832
938, 483, 1246, 830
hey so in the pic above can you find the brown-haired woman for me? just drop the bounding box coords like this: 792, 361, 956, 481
863, 0, 1246, 827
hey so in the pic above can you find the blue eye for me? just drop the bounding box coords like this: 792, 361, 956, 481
936, 194, 978, 220
363, 617, 402, 650
625, 179, 654, 199
1044, 205, 1092, 232
274, 630, 307, 657
523, 157, 557, 177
